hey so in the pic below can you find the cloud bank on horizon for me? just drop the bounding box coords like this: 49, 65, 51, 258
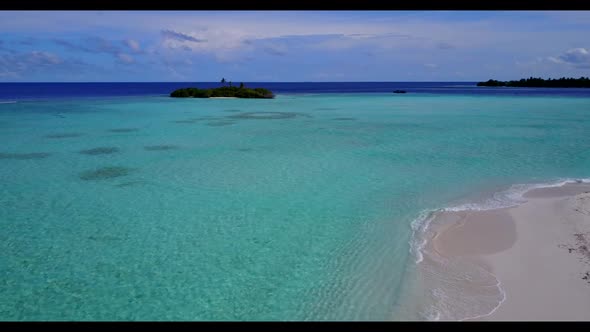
0, 10, 589, 82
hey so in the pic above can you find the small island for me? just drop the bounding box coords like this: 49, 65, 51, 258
477, 76, 590, 88
170, 78, 275, 99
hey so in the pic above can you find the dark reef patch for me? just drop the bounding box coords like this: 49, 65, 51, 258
0, 152, 52, 160
108, 128, 139, 133
78, 147, 120, 155
45, 133, 84, 139
227, 112, 309, 120
115, 181, 146, 188
206, 121, 236, 127
79, 166, 135, 181
173, 119, 198, 124
144, 145, 179, 151
174, 117, 219, 124
332, 117, 356, 121
314, 107, 339, 111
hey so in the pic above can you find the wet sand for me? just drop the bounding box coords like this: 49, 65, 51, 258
423, 182, 590, 321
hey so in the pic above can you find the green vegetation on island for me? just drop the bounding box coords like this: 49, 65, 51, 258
477, 77, 590, 88
170, 78, 275, 98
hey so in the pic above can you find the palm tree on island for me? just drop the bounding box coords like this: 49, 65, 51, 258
170, 78, 274, 98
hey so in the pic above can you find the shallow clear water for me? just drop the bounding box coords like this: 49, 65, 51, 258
1, 93, 589, 320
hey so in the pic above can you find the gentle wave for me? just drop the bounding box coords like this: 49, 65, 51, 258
458, 282, 507, 322
442, 178, 590, 212
0, 101, 17, 104
408, 177, 590, 321
417, 255, 507, 321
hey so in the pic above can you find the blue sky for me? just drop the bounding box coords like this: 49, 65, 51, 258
1, 11, 590, 82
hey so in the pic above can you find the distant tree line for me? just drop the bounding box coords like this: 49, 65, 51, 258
477, 77, 590, 88
170, 86, 275, 98
171, 78, 275, 98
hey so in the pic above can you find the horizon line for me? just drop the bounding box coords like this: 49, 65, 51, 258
0, 80, 484, 83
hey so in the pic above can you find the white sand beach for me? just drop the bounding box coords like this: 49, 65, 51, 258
421, 182, 590, 321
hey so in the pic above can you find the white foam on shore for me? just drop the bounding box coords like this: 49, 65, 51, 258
408, 177, 589, 321
443, 178, 590, 212
415, 253, 507, 321
410, 210, 436, 264
410, 178, 590, 264
457, 277, 507, 322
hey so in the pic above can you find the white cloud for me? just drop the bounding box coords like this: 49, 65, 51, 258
161, 29, 206, 43
2, 11, 586, 63
125, 39, 141, 52
0, 50, 91, 80
0, 70, 19, 78
116, 53, 134, 64
27, 51, 63, 65
549, 48, 590, 68
3, 11, 590, 80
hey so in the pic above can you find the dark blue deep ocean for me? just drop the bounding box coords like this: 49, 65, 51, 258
2, 82, 590, 101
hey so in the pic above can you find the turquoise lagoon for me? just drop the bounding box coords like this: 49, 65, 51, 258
1, 93, 590, 320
